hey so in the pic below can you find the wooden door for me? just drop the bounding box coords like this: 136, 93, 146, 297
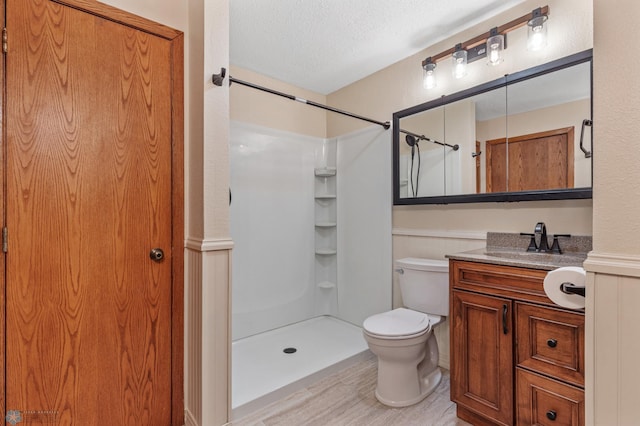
5, 0, 183, 424
486, 127, 575, 192
451, 290, 513, 425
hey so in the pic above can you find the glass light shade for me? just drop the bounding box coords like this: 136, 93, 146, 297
452, 49, 467, 79
527, 15, 548, 51
423, 62, 437, 89
486, 34, 504, 66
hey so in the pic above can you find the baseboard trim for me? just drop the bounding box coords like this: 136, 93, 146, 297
584, 252, 640, 278
392, 228, 487, 240
185, 237, 234, 252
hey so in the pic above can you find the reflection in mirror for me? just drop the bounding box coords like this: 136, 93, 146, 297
502, 61, 592, 192
446, 87, 507, 196
398, 107, 445, 197
393, 50, 592, 204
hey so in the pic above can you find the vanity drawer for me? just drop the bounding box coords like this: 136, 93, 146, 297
516, 368, 584, 426
516, 302, 584, 387
450, 260, 552, 305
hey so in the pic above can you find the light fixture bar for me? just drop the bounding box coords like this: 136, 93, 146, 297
422, 5, 549, 68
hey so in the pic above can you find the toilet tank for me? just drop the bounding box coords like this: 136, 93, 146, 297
395, 257, 449, 316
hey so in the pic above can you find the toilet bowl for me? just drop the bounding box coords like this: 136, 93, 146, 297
362, 258, 449, 407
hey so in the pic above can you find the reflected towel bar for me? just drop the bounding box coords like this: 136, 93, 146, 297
580, 119, 592, 158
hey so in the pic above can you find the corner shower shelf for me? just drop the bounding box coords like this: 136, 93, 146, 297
315, 222, 337, 228
317, 281, 336, 289
314, 167, 336, 177
315, 195, 336, 199
315, 249, 337, 255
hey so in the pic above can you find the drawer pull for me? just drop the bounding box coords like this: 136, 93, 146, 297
547, 338, 558, 348
546, 410, 557, 421
502, 304, 508, 335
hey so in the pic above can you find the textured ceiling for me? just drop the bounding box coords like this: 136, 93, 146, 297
230, 0, 526, 95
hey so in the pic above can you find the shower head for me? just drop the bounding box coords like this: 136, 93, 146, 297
405, 134, 417, 147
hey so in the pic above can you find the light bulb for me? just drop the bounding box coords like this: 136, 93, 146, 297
452, 48, 467, 79
486, 33, 504, 66
422, 61, 437, 89
527, 15, 548, 51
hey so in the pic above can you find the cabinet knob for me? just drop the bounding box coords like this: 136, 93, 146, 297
547, 338, 558, 348
546, 410, 557, 421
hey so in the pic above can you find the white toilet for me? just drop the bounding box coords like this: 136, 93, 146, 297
363, 257, 449, 407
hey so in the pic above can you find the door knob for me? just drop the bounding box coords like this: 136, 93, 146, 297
150, 248, 165, 262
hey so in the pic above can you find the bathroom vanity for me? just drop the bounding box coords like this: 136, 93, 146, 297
447, 235, 589, 426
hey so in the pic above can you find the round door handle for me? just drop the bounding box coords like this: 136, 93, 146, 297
546, 410, 557, 421
547, 338, 558, 348
150, 248, 165, 262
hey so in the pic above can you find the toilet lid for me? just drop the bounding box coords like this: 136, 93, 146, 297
363, 308, 431, 337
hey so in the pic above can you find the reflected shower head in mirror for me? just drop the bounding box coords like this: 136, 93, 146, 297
406, 134, 421, 198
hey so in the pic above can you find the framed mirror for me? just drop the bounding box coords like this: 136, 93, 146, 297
393, 50, 593, 205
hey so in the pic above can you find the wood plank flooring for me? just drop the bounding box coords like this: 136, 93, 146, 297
232, 352, 471, 426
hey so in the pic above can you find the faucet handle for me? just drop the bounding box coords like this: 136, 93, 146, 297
550, 234, 571, 254
520, 233, 538, 252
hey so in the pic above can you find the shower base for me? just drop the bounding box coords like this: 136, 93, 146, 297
232, 315, 370, 420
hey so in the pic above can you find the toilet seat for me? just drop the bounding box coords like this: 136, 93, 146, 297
363, 308, 431, 339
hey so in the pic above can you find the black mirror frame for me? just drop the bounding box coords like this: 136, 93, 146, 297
393, 49, 593, 205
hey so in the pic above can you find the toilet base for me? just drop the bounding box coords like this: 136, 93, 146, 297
374, 367, 442, 408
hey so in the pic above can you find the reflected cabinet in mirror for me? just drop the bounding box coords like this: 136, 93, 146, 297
393, 50, 592, 204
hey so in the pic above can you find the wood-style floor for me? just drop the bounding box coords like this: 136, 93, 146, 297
232, 352, 471, 426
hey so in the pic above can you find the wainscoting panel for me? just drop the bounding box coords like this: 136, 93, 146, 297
584, 253, 640, 426
185, 242, 232, 426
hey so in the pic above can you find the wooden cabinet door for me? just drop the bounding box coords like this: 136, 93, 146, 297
451, 290, 514, 425
5, 0, 183, 424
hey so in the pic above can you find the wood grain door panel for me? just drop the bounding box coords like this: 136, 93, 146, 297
486, 127, 575, 193
451, 290, 513, 425
5, 0, 178, 424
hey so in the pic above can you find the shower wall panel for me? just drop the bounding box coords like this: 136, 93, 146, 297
230, 122, 321, 340
337, 127, 393, 326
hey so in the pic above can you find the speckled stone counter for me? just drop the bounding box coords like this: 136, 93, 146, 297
446, 232, 592, 271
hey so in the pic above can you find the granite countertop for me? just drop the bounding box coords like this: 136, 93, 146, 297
446, 232, 592, 271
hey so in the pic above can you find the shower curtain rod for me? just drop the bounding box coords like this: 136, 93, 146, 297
400, 128, 460, 151
228, 76, 391, 130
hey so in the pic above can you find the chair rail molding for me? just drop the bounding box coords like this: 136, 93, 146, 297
185, 237, 235, 252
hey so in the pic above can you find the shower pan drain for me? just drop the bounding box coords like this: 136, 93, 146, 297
283, 347, 297, 354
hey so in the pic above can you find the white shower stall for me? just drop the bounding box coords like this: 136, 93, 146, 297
230, 121, 392, 416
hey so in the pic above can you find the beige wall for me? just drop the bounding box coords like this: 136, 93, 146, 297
584, 1, 640, 425
230, 66, 327, 138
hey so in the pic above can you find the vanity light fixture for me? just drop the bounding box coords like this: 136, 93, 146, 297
527, 7, 548, 51
452, 44, 468, 79
420, 6, 549, 89
422, 57, 437, 89
486, 27, 504, 66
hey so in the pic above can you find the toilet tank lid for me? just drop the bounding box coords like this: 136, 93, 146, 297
395, 257, 449, 272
